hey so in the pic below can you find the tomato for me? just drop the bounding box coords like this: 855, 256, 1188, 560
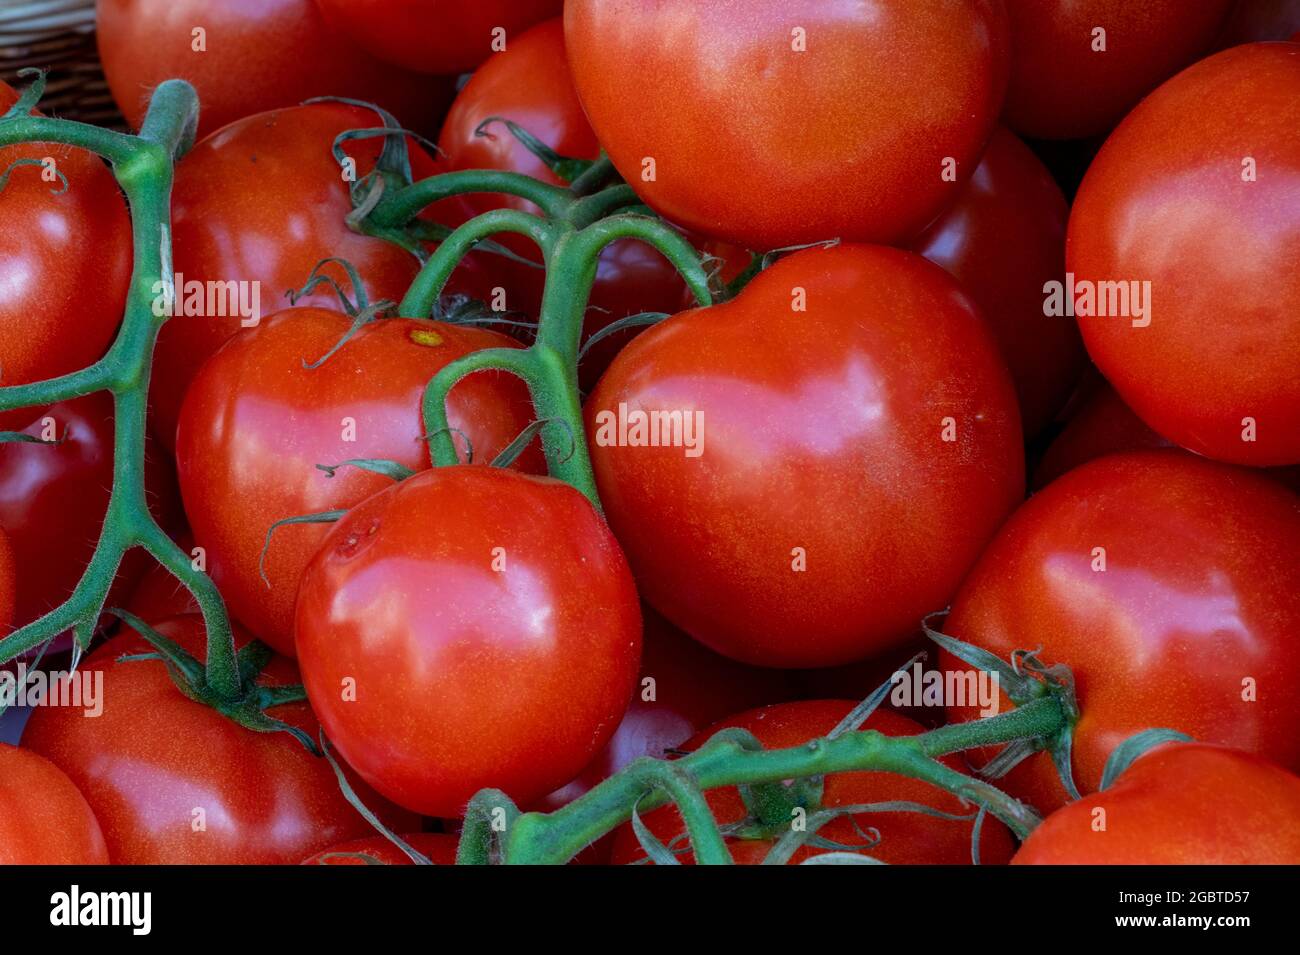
151, 103, 446, 452
22, 615, 416, 863
1067, 43, 1300, 467
610, 700, 1015, 865
1216, 0, 1300, 47
314, 0, 563, 73
0, 743, 109, 865
121, 534, 203, 624
1001, 0, 1232, 140
295, 465, 642, 817
587, 244, 1024, 668
95, 0, 453, 136
0, 81, 131, 434
0, 394, 181, 647
564, 0, 1009, 250
1013, 744, 1300, 864
0, 527, 12, 638
913, 127, 1082, 437
176, 307, 538, 656
943, 450, 1300, 812
301, 832, 459, 865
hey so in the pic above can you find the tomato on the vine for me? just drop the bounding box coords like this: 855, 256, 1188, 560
1067, 43, 1300, 466
1012, 744, 1300, 864
301, 833, 459, 865
313, 0, 563, 74
565, 0, 1009, 250
943, 450, 1300, 811
0, 81, 131, 434
95, 0, 454, 136
0, 743, 109, 865
609, 700, 1015, 865
176, 306, 539, 656
22, 615, 415, 864
294, 465, 642, 817
587, 244, 1024, 668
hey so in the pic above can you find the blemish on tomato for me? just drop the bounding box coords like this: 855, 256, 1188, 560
408, 328, 444, 348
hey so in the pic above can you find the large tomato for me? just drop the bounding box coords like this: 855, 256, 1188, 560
1001, 0, 1232, 140
301, 832, 459, 865
151, 102, 443, 451
1067, 43, 1300, 466
564, 0, 1009, 250
0, 743, 109, 865
610, 700, 1015, 865
943, 450, 1300, 812
913, 127, 1081, 437
1013, 744, 1300, 864
314, 0, 563, 73
95, 0, 453, 136
294, 465, 642, 817
0, 81, 131, 434
176, 307, 538, 656
587, 244, 1024, 668
22, 615, 415, 864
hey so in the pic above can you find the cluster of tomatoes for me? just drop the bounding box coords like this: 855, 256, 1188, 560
2, 0, 1300, 867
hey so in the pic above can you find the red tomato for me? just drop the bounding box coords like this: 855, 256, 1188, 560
0, 395, 180, 645
0, 743, 109, 865
302, 832, 459, 865
151, 102, 444, 451
1032, 379, 1173, 489
121, 534, 203, 624
610, 700, 1015, 865
914, 127, 1082, 437
1013, 744, 1300, 864
95, 0, 453, 136
314, 0, 563, 73
943, 451, 1300, 812
22, 615, 416, 864
295, 465, 642, 817
564, 0, 1009, 250
587, 244, 1024, 668
1067, 43, 1300, 466
0, 81, 131, 434
1002, 0, 1232, 140
0, 527, 12, 638
176, 307, 539, 656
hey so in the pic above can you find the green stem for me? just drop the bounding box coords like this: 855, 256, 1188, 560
377, 169, 572, 227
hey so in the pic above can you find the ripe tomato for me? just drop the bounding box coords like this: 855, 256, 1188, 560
314, 0, 563, 73
295, 465, 642, 817
610, 700, 1015, 865
587, 244, 1024, 668
1002, 0, 1231, 140
0, 81, 131, 434
1013, 744, 1300, 864
151, 102, 443, 451
22, 615, 416, 864
176, 307, 539, 656
95, 0, 453, 136
301, 832, 460, 865
564, 0, 1009, 250
0, 743, 109, 865
943, 450, 1300, 812
913, 127, 1082, 437
0, 527, 12, 638
1067, 43, 1300, 466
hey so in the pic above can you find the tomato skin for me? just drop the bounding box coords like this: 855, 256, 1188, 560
176, 307, 538, 656
943, 450, 1300, 812
564, 0, 1009, 250
0, 82, 131, 434
0, 743, 109, 865
1215, 0, 1300, 47
295, 465, 642, 818
0, 528, 13, 637
610, 700, 1014, 865
1002, 0, 1231, 140
913, 127, 1082, 438
1067, 43, 1300, 466
1013, 744, 1300, 865
587, 244, 1024, 668
95, 0, 453, 136
314, 0, 563, 73
22, 616, 416, 864
301, 832, 459, 865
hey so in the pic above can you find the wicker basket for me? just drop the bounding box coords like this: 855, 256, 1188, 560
0, 0, 123, 128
